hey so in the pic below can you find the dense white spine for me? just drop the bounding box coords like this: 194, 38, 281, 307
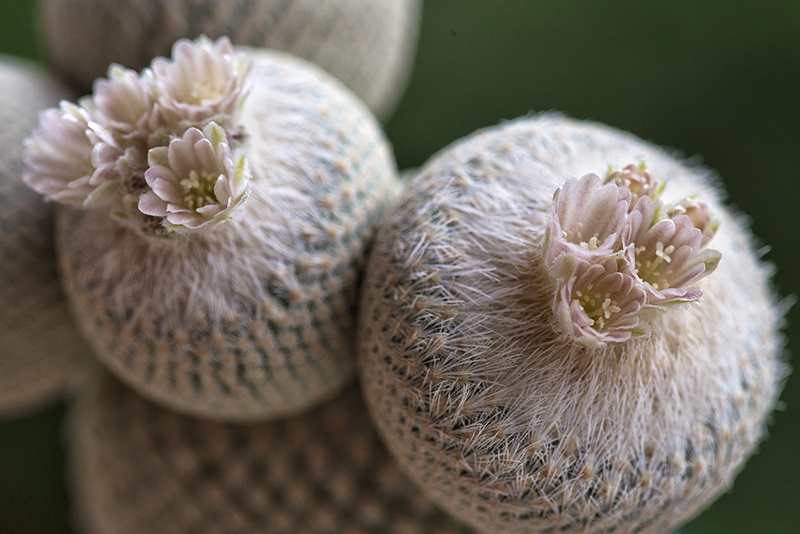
358, 114, 787, 534
69, 372, 475, 534
56, 50, 399, 420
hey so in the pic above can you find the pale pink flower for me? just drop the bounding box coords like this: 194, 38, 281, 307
23, 102, 100, 205
546, 173, 631, 269
668, 196, 718, 245
554, 256, 648, 346
145, 36, 253, 128
138, 122, 250, 230
626, 196, 721, 306
84, 64, 154, 142
605, 163, 659, 208
544, 164, 723, 345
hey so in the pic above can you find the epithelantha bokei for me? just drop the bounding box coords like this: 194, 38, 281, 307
38, 0, 422, 121
23, 37, 399, 420
0, 55, 92, 418
357, 113, 788, 534
69, 371, 475, 534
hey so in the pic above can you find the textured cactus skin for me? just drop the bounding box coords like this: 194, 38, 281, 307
69, 371, 475, 534
37, 0, 421, 121
56, 50, 398, 421
0, 56, 91, 418
358, 114, 787, 534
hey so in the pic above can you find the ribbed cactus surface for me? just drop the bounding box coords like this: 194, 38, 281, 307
38, 0, 421, 121
56, 50, 398, 420
358, 114, 787, 534
0, 56, 91, 417
69, 371, 475, 534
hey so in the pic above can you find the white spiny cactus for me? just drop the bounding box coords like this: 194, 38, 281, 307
0, 56, 92, 417
69, 371, 475, 534
24, 39, 399, 420
37, 0, 422, 121
357, 114, 788, 534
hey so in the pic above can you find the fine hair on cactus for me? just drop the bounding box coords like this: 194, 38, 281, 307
358, 113, 788, 534
23, 37, 399, 420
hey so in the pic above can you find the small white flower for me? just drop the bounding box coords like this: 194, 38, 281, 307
668, 196, 718, 245
544, 164, 722, 345
545, 173, 631, 270
625, 196, 721, 306
605, 162, 659, 208
23, 101, 102, 205
138, 122, 250, 230
84, 64, 154, 142
555, 256, 648, 346
145, 36, 253, 129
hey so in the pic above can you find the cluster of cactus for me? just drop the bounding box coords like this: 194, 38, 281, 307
0, 1, 789, 534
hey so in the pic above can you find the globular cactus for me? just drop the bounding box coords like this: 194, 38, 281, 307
37, 0, 422, 121
358, 114, 788, 534
0, 56, 91, 418
24, 38, 398, 420
69, 371, 475, 534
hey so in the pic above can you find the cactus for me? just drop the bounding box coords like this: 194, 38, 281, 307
37, 0, 422, 121
69, 371, 475, 534
0, 56, 92, 418
24, 39, 398, 420
358, 114, 787, 534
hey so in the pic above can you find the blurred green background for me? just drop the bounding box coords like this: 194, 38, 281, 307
1, 0, 798, 533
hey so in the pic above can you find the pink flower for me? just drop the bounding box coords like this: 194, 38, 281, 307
544, 164, 722, 345
625, 196, 721, 306
23, 102, 102, 205
555, 256, 648, 346
545, 173, 631, 269
84, 64, 154, 142
668, 196, 718, 245
604, 163, 659, 208
145, 36, 253, 128
138, 122, 250, 230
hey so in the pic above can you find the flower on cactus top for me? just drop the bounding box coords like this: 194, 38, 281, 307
138, 123, 250, 229
23, 102, 115, 206
555, 256, 648, 346
546, 173, 631, 266
668, 196, 718, 245
604, 162, 660, 208
145, 36, 253, 129
544, 165, 722, 346
625, 196, 721, 306
22, 35, 254, 236
84, 64, 154, 142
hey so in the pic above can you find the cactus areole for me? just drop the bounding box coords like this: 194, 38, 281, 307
357, 114, 787, 534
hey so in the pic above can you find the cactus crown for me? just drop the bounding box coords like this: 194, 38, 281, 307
23, 36, 253, 237
544, 163, 721, 346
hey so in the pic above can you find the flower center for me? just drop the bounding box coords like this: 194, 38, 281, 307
181, 170, 218, 210
635, 241, 675, 290
574, 286, 622, 331
187, 81, 225, 106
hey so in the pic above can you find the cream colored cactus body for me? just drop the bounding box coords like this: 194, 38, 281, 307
69, 372, 475, 534
39, 0, 421, 121
55, 49, 398, 420
0, 56, 91, 417
357, 114, 786, 534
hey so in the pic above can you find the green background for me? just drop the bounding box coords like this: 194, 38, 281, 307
1, 0, 798, 533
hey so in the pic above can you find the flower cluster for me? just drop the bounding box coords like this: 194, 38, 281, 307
23, 36, 253, 235
544, 164, 721, 346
